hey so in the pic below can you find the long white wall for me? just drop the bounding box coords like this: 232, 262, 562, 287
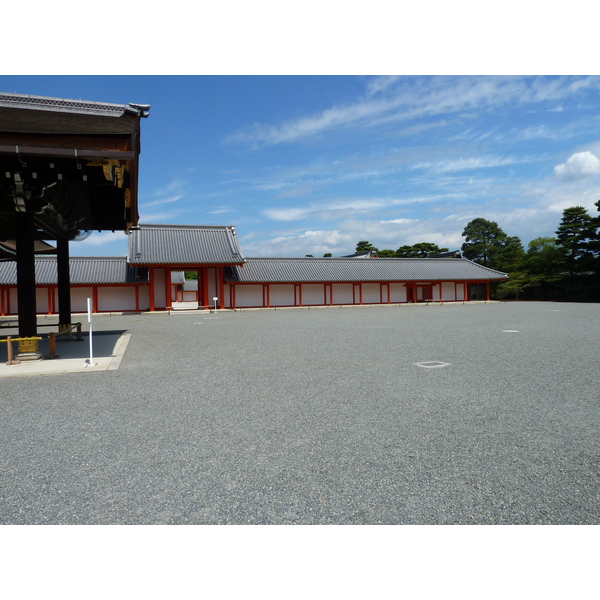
228, 281, 476, 308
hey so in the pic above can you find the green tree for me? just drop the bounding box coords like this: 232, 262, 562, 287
396, 242, 449, 257
555, 206, 595, 277
377, 249, 398, 257
525, 237, 563, 280
323, 252, 332, 257
355, 241, 378, 253
461, 218, 508, 268
496, 236, 525, 272
521, 236, 564, 299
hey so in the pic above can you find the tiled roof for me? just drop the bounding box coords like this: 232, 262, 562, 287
0, 92, 150, 118
224, 257, 508, 283
127, 224, 245, 266
0, 256, 147, 285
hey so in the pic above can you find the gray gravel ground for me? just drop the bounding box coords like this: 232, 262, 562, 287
1, 301, 599, 524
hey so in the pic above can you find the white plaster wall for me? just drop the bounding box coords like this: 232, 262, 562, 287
71, 287, 94, 312
269, 284, 295, 306
389, 283, 406, 303
98, 287, 136, 312
301, 284, 324, 305
456, 283, 465, 301
234, 285, 263, 307
8, 288, 18, 314
332, 283, 353, 304
442, 282, 455, 301
362, 283, 381, 304
35, 287, 49, 313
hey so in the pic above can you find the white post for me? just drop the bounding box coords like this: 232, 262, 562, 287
85, 297, 96, 366
213, 296, 218, 312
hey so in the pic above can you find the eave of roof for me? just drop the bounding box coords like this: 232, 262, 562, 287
0, 92, 150, 119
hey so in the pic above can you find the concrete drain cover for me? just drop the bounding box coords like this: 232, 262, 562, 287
415, 361, 450, 368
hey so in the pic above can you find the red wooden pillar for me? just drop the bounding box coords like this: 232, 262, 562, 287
486, 281, 490, 301
264, 283, 270, 308
93, 285, 99, 313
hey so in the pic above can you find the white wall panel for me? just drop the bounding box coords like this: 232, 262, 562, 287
35, 287, 49, 314
269, 284, 295, 306
362, 283, 381, 304
234, 285, 263, 307
301, 284, 325, 305
98, 287, 136, 312
389, 283, 406, 302
442, 282, 455, 301
71, 287, 94, 312
332, 283, 353, 304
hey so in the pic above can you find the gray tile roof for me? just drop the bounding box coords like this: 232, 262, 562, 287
0, 256, 147, 285
224, 257, 508, 283
127, 224, 245, 266
0, 92, 150, 118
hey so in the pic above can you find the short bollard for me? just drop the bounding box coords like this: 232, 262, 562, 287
6, 336, 18, 365
47, 332, 60, 359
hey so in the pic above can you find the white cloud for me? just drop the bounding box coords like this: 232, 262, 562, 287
263, 207, 309, 221
379, 218, 416, 225
554, 151, 600, 180
412, 155, 522, 173
142, 194, 183, 208
224, 76, 600, 149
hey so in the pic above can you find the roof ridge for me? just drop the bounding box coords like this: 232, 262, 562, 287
135, 223, 236, 230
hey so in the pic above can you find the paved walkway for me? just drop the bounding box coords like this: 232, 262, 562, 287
0, 328, 130, 377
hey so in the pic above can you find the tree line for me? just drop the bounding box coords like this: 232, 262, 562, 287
348, 201, 600, 301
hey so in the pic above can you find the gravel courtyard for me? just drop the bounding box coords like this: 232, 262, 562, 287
1, 301, 598, 524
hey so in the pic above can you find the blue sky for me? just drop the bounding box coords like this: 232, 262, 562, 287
2, 75, 600, 258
